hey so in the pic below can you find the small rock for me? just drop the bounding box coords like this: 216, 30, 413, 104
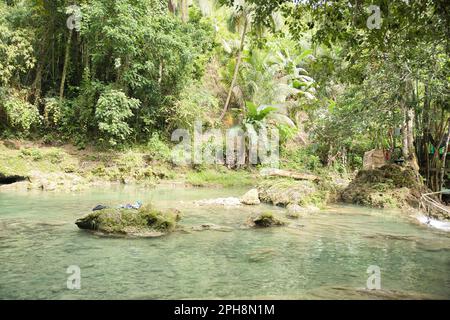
121, 177, 134, 185
241, 189, 260, 205
248, 212, 287, 228
70, 185, 83, 192
41, 180, 57, 191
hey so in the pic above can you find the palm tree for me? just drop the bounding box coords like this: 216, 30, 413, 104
219, 0, 253, 121
231, 42, 317, 129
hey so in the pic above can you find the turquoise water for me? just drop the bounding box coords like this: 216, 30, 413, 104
0, 184, 449, 299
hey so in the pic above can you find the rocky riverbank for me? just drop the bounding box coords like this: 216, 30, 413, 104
4, 139, 446, 225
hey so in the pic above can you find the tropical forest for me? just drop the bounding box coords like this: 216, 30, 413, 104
0, 0, 449, 301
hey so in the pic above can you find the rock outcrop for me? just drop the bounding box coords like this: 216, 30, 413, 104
341, 164, 425, 209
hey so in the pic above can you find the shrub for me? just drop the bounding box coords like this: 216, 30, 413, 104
20, 148, 43, 161
95, 89, 140, 146
166, 82, 219, 131
281, 146, 322, 172
146, 133, 172, 162
2, 94, 40, 134
43, 97, 61, 127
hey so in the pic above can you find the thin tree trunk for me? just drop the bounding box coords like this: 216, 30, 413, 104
181, 0, 188, 23
59, 29, 73, 101
439, 118, 450, 198
33, 62, 44, 105
406, 107, 420, 171
402, 106, 409, 159
327, 144, 334, 167
158, 59, 163, 84
219, 18, 248, 121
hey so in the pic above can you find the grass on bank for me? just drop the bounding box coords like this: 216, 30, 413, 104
0, 143, 78, 177
185, 168, 256, 188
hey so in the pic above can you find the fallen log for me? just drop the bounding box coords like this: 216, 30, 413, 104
260, 168, 320, 181
419, 192, 450, 220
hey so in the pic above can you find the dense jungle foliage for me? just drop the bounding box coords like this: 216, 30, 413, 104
0, 0, 449, 192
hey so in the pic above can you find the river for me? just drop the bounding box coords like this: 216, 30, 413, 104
0, 184, 449, 299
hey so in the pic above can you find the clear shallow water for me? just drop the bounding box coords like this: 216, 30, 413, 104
0, 184, 449, 300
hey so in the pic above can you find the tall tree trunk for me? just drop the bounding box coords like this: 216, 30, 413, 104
439, 118, 450, 198
180, 0, 188, 23
219, 18, 248, 121
431, 110, 448, 191
59, 29, 73, 101
168, 0, 176, 14
423, 83, 431, 187
32, 31, 50, 106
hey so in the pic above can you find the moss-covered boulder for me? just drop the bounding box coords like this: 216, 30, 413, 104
75, 205, 181, 237
247, 212, 287, 228
341, 164, 425, 209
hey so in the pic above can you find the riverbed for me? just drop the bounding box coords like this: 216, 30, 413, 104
0, 184, 449, 299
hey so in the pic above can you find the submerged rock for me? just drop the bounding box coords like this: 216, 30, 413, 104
247, 212, 287, 228
191, 224, 233, 232
246, 248, 279, 263
195, 197, 241, 206
308, 285, 441, 300
286, 204, 320, 218
75, 205, 180, 237
241, 189, 260, 205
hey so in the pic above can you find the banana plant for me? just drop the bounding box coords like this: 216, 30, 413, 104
239, 44, 317, 106
244, 101, 296, 129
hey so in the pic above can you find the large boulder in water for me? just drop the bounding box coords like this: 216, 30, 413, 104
75, 205, 180, 237
258, 179, 318, 206
241, 189, 260, 205
341, 164, 425, 209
